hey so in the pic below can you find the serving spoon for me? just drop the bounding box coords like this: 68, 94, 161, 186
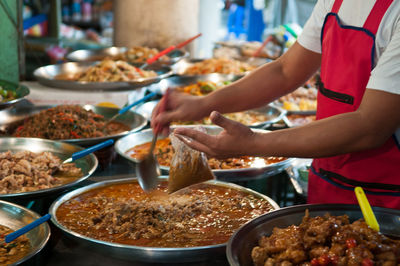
0, 214, 51, 245
136, 90, 169, 191
355, 186, 380, 231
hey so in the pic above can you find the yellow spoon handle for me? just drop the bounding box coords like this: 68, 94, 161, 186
355, 187, 380, 232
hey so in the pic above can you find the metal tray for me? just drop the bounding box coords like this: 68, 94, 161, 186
0, 79, 30, 110
0, 104, 147, 146
115, 126, 294, 181
33, 61, 173, 91
66, 47, 189, 65
49, 177, 279, 263
0, 137, 98, 201
0, 200, 50, 265
227, 204, 400, 266
172, 58, 255, 76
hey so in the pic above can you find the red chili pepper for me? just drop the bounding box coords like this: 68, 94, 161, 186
135, 67, 144, 76
346, 238, 357, 249
311, 258, 319, 266
318, 254, 330, 266
70, 131, 81, 138
16, 125, 24, 132
57, 112, 65, 116
362, 258, 373, 266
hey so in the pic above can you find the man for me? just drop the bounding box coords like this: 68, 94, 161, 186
152, 0, 400, 209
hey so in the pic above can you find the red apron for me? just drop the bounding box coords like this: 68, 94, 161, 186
308, 0, 400, 209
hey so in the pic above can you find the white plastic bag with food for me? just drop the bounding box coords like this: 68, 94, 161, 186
168, 128, 215, 193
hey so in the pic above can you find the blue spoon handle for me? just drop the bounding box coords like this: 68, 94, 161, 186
118, 92, 157, 115
71, 139, 114, 161
5, 214, 51, 243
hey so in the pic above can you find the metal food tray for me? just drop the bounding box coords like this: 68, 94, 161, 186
0, 137, 98, 200
172, 58, 257, 76
115, 126, 294, 181
0, 104, 147, 146
0, 200, 50, 264
66, 47, 189, 65
49, 177, 279, 263
33, 62, 173, 91
0, 79, 30, 110
227, 204, 400, 266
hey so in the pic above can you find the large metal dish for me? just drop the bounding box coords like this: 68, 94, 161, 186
115, 126, 294, 181
227, 204, 400, 266
49, 177, 279, 263
0, 137, 98, 201
0, 200, 50, 264
33, 61, 173, 91
172, 58, 257, 76
66, 47, 189, 65
0, 79, 30, 110
0, 104, 147, 146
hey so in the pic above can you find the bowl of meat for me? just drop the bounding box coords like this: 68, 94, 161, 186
227, 204, 400, 266
49, 177, 278, 263
0, 200, 50, 265
0, 137, 98, 200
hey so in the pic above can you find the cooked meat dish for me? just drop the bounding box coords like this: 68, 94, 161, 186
252, 210, 400, 266
0, 224, 30, 265
183, 58, 255, 75
279, 87, 318, 111
174, 81, 273, 126
0, 151, 82, 194
58, 59, 157, 82
112, 46, 170, 64
56, 181, 274, 247
12, 105, 130, 139
0, 86, 17, 103
127, 138, 286, 170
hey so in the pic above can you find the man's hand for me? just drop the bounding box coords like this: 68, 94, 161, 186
174, 111, 256, 158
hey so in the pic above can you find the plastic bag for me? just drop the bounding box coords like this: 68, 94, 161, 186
168, 129, 215, 193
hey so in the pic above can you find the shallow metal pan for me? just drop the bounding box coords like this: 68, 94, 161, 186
227, 204, 400, 266
0, 80, 30, 110
115, 126, 294, 181
66, 47, 188, 65
49, 177, 279, 263
0, 200, 50, 265
33, 62, 173, 91
0, 104, 147, 146
0, 137, 98, 201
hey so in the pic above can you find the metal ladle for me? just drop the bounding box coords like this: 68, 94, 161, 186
136, 90, 169, 191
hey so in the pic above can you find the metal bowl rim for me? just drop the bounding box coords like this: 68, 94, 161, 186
0, 137, 98, 198
0, 199, 51, 264
49, 177, 279, 252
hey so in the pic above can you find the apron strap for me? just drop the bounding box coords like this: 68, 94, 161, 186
363, 0, 394, 35
331, 0, 344, 13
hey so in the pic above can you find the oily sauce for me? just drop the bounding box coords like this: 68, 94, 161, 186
56, 182, 274, 248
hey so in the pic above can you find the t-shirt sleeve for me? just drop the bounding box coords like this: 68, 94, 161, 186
297, 0, 331, 54
367, 20, 400, 95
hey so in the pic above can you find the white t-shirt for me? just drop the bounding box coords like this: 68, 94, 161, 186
298, 0, 400, 95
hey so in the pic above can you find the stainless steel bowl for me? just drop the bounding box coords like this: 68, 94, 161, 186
66, 47, 188, 65
0, 200, 50, 265
49, 177, 279, 263
227, 204, 400, 266
0, 80, 30, 110
0, 104, 147, 146
115, 126, 294, 181
33, 61, 173, 91
0, 137, 98, 200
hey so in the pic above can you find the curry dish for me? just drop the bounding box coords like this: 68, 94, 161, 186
56, 181, 274, 248
12, 105, 130, 139
127, 138, 286, 170
0, 224, 30, 265
252, 211, 400, 265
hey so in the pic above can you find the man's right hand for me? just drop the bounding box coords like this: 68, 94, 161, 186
151, 89, 209, 136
